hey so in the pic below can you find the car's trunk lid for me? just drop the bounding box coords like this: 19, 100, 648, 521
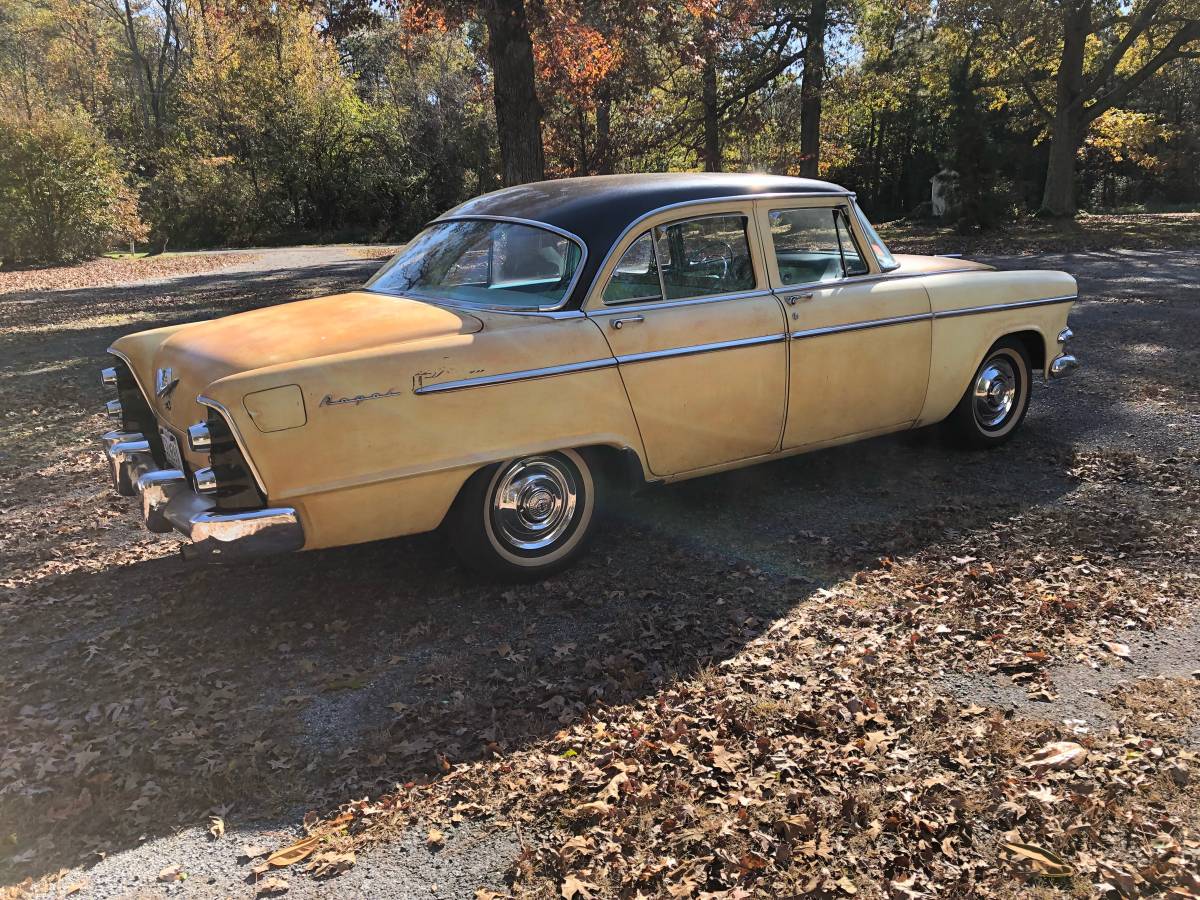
120, 291, 482, 430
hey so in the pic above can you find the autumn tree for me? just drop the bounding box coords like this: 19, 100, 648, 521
977, 0, 1200, 216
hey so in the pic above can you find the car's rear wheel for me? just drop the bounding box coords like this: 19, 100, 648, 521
943, 338, 1033, 448
445, 448, 599, 578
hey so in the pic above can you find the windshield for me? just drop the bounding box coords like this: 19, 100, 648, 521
366, 219, 583, 309
852, 202, 899, 271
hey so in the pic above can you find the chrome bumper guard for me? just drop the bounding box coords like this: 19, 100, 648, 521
1049, 328, 1080, 379
1049, 353, 1079, 379
101, 430, 304, 561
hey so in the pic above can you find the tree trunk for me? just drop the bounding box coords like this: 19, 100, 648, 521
798, 0, 827, 178
1040, 0, 1090, 216
702, 58, 721, 171
595, 97, 613, 174
483, 0, 545, 186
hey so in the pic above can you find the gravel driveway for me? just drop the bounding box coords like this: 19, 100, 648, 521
1, 245, 1196, 898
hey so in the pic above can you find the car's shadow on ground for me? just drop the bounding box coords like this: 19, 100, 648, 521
1, 414, 1081, 883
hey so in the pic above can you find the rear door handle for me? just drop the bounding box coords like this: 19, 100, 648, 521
611, 315, 645, 330
783, 292, 814, 306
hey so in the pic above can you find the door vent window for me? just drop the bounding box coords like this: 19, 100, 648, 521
603, 231, 662, 303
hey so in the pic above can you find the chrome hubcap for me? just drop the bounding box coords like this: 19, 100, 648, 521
973, 357, 1018, 429
491, 456, 579, 551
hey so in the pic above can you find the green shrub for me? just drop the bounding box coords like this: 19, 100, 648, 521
0, 108, 145, 264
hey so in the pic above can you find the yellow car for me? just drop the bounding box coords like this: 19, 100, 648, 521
101, 174, 1079, 575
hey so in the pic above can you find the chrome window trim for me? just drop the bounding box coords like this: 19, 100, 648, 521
591, 288, 776, 316
931, 294, 1077, 319
414, 358, 617, 395
770, 266, 983, 294
366, 214, 589, 315
195, 394, 269, 495
586, 191, 853, 309
393, 296, 586, 320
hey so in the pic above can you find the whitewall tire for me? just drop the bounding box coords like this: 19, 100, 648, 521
446, 449, 599, 578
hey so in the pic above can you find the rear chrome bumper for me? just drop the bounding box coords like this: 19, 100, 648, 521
101, 430, 304, 561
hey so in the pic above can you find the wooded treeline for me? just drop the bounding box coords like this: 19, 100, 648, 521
1, 0, 1198, 263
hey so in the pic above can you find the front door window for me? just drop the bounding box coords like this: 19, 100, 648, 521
767, 207, 869, 285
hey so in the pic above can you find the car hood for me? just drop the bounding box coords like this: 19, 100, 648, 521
113, 291, 483, 428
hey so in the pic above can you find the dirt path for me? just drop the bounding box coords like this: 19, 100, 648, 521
1, 247, 1197, 898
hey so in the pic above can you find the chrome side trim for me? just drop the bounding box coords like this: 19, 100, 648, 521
933, 294, 1077, 319
415, 331, 790, 394
195, 394, 269, 495
615, 333, 786, 364
785, 294, 1077, 340
791, 312, 931, 340
414, 357, 617, 395
370, 214, 589, 314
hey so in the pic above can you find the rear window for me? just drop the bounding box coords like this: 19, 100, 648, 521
367, 219, 583, 309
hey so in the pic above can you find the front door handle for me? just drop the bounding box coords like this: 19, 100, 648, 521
783, 292, 814, 306
611, 315, 645, 330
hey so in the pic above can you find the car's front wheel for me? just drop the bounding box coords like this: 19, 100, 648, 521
943, 337, 1033, 448
445, 449, 599, 578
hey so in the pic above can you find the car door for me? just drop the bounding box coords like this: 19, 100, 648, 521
589, 205, 788, 476
754, 199, 931, 450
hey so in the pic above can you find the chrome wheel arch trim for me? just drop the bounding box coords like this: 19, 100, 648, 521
195, 393, 270, 496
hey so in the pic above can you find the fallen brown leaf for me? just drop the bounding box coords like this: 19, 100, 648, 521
1020, 741, 1088, 771
266, 835, 320, 868
1003, 841, 1075, 878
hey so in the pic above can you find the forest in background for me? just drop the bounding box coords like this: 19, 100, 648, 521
1, 0, 1198, 264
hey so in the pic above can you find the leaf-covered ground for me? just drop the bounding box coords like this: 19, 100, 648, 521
879, 212, 1200, 255
0, 253, 260, 296
1, 244, 1197, 898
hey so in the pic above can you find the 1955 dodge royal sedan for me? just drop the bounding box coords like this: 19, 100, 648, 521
100, 173, 1079, 575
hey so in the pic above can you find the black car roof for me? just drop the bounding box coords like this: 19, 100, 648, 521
434, 173, 850, 308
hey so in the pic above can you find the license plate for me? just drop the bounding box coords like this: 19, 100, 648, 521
159, 427, 184, 471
